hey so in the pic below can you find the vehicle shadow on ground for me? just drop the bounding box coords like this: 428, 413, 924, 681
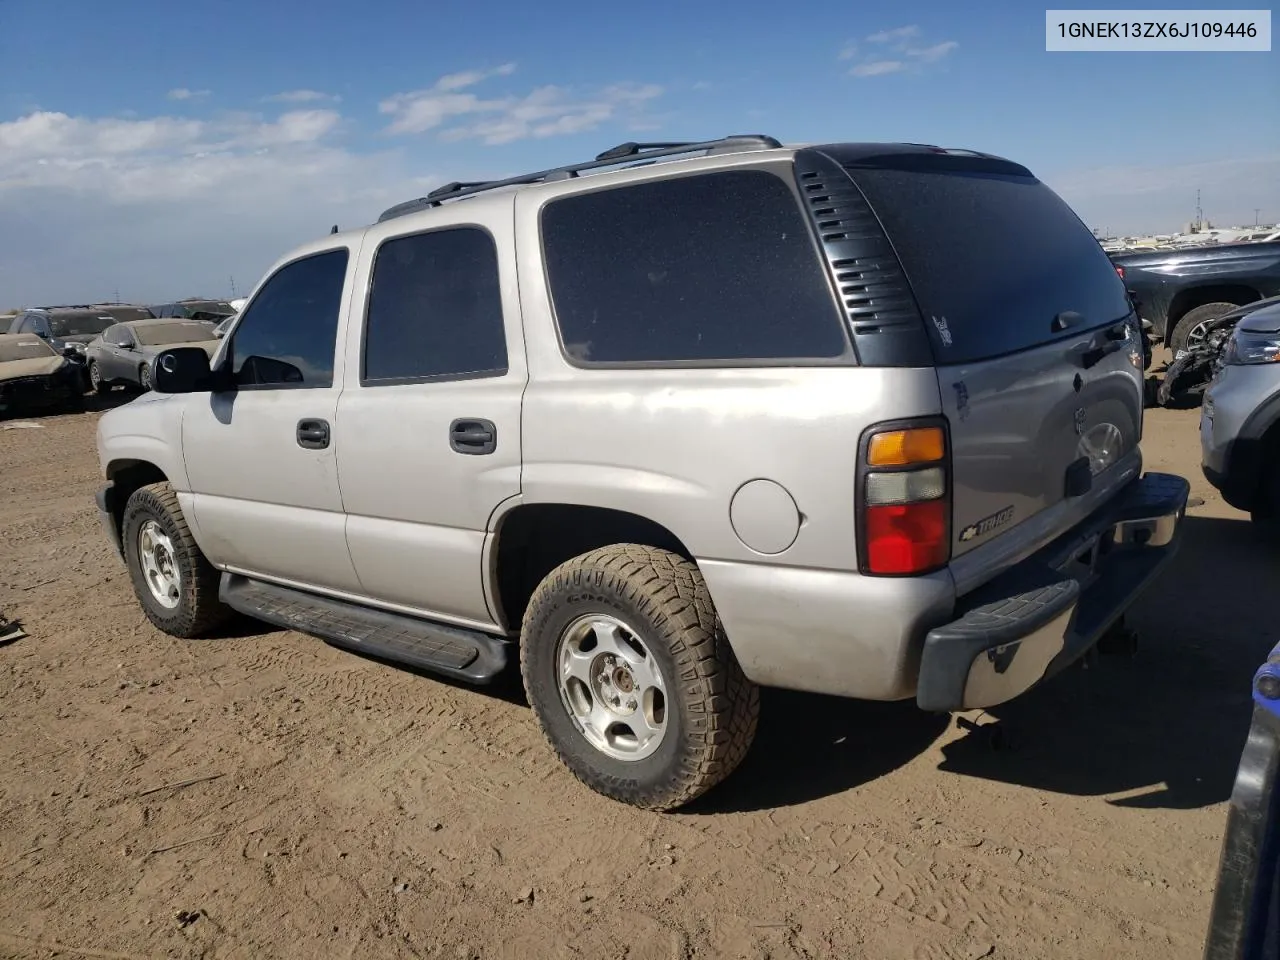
687, 694, 950, 814
937, 514, 1279, 810
86, 389, 139, 412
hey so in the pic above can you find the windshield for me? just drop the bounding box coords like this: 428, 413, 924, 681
48, 313, 115, 337
133, 320, 219, 346
0, 336, 57, 363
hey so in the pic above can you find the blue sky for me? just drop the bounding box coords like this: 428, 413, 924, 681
1, 0, 1277, 305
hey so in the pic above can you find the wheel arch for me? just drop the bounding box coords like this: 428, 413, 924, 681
103, 458, 170, 543
487, 502, 696, 634
1167, 285, 1262, 337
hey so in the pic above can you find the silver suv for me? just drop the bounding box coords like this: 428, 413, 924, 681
95, 135, 1189, 809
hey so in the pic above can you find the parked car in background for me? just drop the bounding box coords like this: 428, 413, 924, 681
148, 299, 237, 323
95, 135, 1188, 810
0, 333, 86, 417
1112, 239, 1280, 354
1200, 300, 1280, 539
85, 317, 221, 393
8, 306, 116, 356
1160, 295, 1280, 407
7, 306, 113, 386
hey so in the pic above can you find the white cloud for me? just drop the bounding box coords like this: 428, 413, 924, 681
845, 26, 957, 77
264, 89, 341, 104
867, 25, 919, 44
908, 40, 959, 62
851, 60, 906, 77
379, 66, 662, 144
0, 65, 670, 305
0, 106, 425, 304
167, 88, 210, 101
434, 63, 517, 92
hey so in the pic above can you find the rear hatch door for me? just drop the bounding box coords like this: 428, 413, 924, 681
847, 161, 1144, 561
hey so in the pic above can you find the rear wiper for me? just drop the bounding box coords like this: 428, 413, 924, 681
1051, 310, 1083, 332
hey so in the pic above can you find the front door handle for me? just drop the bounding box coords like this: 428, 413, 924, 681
297, 418, 330, 450
449, 418, 497, 455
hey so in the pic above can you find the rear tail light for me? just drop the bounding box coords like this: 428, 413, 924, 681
1115, 265, 1125, 280
859, 423, 950, 576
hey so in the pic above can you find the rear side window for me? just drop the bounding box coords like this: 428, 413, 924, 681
362, 227, 508, 384
541, 170, 848, 364
849, 167, 1131, 364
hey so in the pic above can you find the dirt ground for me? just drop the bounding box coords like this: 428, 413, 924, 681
1, 392, 1277, 960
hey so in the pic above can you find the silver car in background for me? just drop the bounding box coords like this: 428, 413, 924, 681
85, 317, 221, 393
1201, 301, 1280, 538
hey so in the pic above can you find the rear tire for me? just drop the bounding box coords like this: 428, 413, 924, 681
521, 544, 759, 810
122, 482, 232, 637
1169, 302, 1239, 355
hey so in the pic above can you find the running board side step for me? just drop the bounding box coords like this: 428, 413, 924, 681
219, 574, 511, 684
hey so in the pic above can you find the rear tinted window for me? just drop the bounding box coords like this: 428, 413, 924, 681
49, 313, 114, 337
96, 306, 154, 322
541, 170, 848, 364
363, 227, 508, 384
849, 168, 1131, 364
133, 321, 218, 346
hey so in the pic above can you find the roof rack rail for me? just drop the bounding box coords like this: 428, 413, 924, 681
377, 134, 782, 223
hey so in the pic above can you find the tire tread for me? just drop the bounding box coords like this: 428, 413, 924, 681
123, 481, 230, 638
521, 544, 758, 810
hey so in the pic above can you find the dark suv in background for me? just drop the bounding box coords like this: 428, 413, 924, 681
148, 299, 237, 323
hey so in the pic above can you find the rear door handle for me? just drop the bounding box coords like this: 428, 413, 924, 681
296, 418, 330, 450
450, 418, 497, 455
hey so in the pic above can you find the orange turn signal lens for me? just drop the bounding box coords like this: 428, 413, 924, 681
867, 427, 945, 467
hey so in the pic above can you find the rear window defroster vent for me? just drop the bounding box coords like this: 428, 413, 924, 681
793, 148, 932, 367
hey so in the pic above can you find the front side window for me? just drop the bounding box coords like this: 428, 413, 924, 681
229, 249, 349, 388
362, 227, 508, 384
540, 169, 848, 364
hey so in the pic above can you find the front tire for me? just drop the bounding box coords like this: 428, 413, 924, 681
88, 361, 109, 395
122, 482, 231, 637
521, 544, 759, 810
138, 362, 153, 392
1169, 302, 1239, 355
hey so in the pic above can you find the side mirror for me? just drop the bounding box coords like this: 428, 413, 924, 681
119, 337, 136, 350
153, 347, 219, 394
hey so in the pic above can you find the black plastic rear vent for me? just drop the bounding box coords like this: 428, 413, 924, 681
793, 148, 932, 367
